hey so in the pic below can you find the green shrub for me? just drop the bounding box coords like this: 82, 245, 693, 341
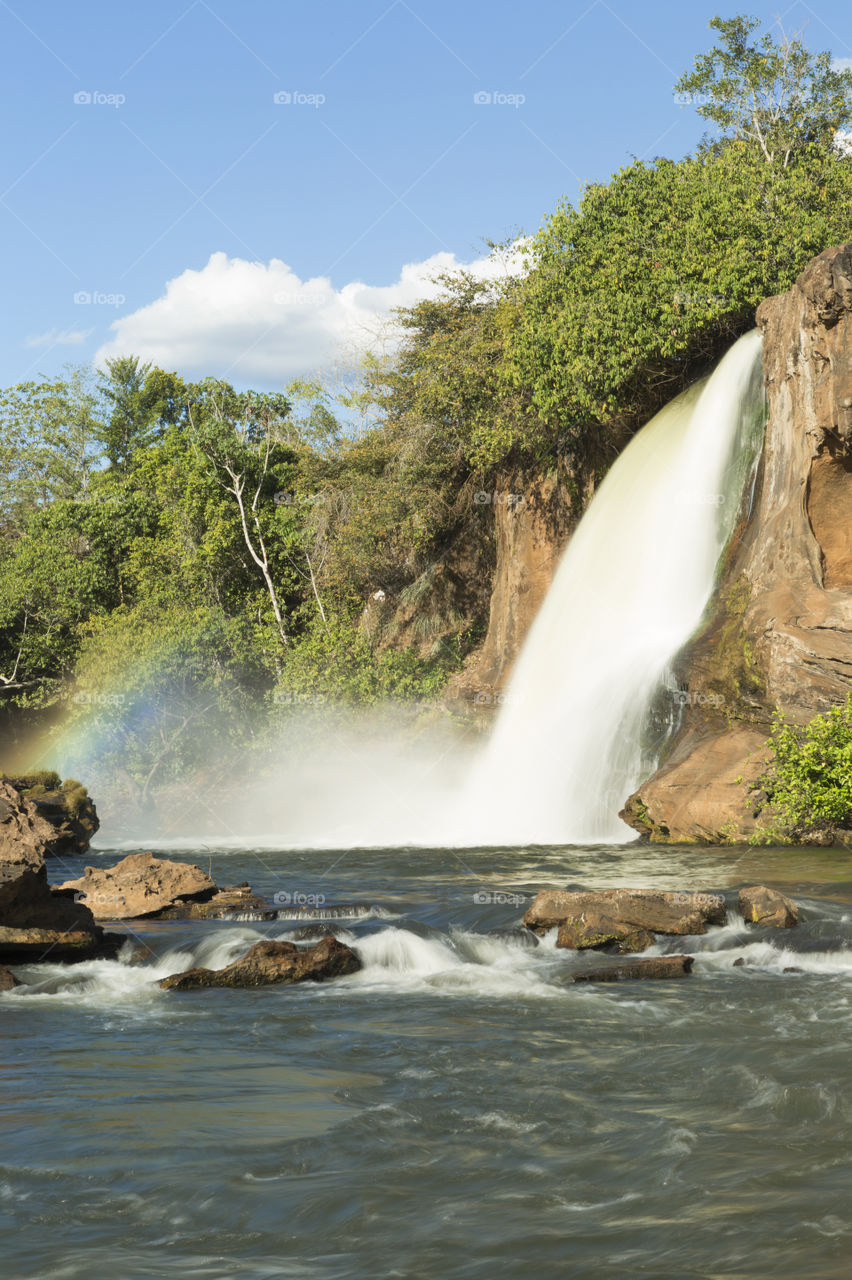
2, 770, 63, 794
760, 697, 852, 833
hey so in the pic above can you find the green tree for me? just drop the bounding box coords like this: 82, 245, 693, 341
0, 367, 103, 535
98, 356, 187, 472
675, 15, 852, 166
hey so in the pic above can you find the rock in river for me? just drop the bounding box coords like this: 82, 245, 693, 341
738, 885, 799, 929
524, 888, 726, 953
0, 781, 122, 964
159, 935, 362, 991
59, 851, 219, 920
573, 955, 694, 982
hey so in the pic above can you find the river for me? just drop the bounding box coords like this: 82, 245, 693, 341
2, 841, 851, 1279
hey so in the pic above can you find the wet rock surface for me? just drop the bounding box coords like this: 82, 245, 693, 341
159, 935, 362, 991
573, 955, 694, 982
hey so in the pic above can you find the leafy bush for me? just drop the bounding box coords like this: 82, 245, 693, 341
273, 615, 457, 707
761, 698, 852, 833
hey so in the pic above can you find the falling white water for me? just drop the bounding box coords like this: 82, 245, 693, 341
456, 330, 766, 845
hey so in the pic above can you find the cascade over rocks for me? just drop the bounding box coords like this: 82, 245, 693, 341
159, 935, 361, 991
622, 243, 852, 843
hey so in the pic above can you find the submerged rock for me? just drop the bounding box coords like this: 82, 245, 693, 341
524, 888, 726, 953
59, 851, 218, 920
573, 955, 694, 982
738, 885, 799, 929
159, 935, 361, 991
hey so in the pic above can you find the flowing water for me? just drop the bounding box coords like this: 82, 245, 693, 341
460, 330, 766, 845
3, 842, 852, 1280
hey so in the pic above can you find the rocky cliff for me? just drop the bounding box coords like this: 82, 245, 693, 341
622, 243, 852, 842
444, 464, 589, 710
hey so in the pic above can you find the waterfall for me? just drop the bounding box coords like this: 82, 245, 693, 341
458, 330, 766, 845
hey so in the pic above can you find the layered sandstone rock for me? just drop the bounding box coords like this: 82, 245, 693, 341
59, 851, 218, 920
623, 244, 852, 843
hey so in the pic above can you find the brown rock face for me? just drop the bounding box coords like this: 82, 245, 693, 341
524, 889, 726, 953
159, 935, 361, 991
738, 886, 799, 928
620, 726, 771, 844
0, 782, 119, 962
0, 781, 56, 872
59, 851, 217, 920
624, 244, 852, 843
472, 470, 578, 689
2, 776, 99, 856
0, 926, 121, 963
572, 955, 694, 982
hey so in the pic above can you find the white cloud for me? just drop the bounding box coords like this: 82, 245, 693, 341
835, 129, 852, 158
94, 248, 523, 386
26, 327, 93, 348
832, 57, 852, 71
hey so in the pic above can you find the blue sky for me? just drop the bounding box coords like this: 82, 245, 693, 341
2, 0, 851, 389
